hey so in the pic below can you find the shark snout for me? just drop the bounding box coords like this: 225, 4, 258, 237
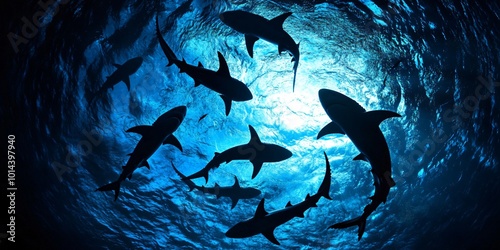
169, 106, 187, 122
318, 89, 333, 107
155, 106, 187, 127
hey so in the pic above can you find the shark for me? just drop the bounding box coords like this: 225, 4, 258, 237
225, 152, 332, 245
183, 125, 292, 183
219, 10, 300, 91
96, 106, 186, 201
89, 56, 143, 103
171, 162, 261, 209
316, 89, 401, 240
155, 15, 252, 116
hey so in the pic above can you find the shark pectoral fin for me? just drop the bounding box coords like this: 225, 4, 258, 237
254, 198, 268, 218
124, 76, 131, 91
142, 160, 150, 170
297, 212, 305, 218
230, 197, 239, 209
216, 51, 231, 76
353, 153, 368, 162
126, 125, 151, 136
250, 161, 263, 179
163, 135, 183, 152
220, 95, 232, 116
317, 122, 345, 139
364, 110, 401, 127
269, 12, 292, 29
112, 63, 121, 68
244, 34, 259, 58
262, 229, 280, 245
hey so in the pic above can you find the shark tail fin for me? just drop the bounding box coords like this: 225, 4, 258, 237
292, 42, 299, 92
182, 170, 209, 184
329, 216, 366, 241
96, 180, 121, 201
317, 152, 332, 200
155, 14, 177, 67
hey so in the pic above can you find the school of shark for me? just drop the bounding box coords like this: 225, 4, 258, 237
92, 7, 402, 246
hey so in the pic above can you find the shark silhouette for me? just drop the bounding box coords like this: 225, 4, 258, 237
225, 152, 332, 245
183, 125, 292, 183
171, 162, 261, 209
219, 10, 300, 91
90, 56, 143, 103
155, 15, 252, 116
96, 106, 186, 201
317, 89, 401, 240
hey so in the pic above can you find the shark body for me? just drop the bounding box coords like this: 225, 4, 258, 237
156, 15, 252, 116
183, 125, 292, 183
225, 152, 332, 245
96, 106, 186, 201
90, 56, 143, 103
172, 163, 261, 209
317, 89, 401, 240
219, 10, 300, 91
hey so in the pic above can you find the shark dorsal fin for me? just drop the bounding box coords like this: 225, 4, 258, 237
269, 12, 292, 29
112, 63, 121, 68
198, 61, 204, 68
233, 176, 240, 188
214, 152, 221, 157
306, 193, 311, 200
254, 198, 268, 218
286, 201, 292, 207
126, 125, 151, 136
216, 51, 231, 77
364, 110, 401, 127
248, 125, 262, 145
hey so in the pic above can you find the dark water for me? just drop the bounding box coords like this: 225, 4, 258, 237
3, 0, 500, 249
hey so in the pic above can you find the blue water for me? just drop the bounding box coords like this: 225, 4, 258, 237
4, 0, 500, 249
